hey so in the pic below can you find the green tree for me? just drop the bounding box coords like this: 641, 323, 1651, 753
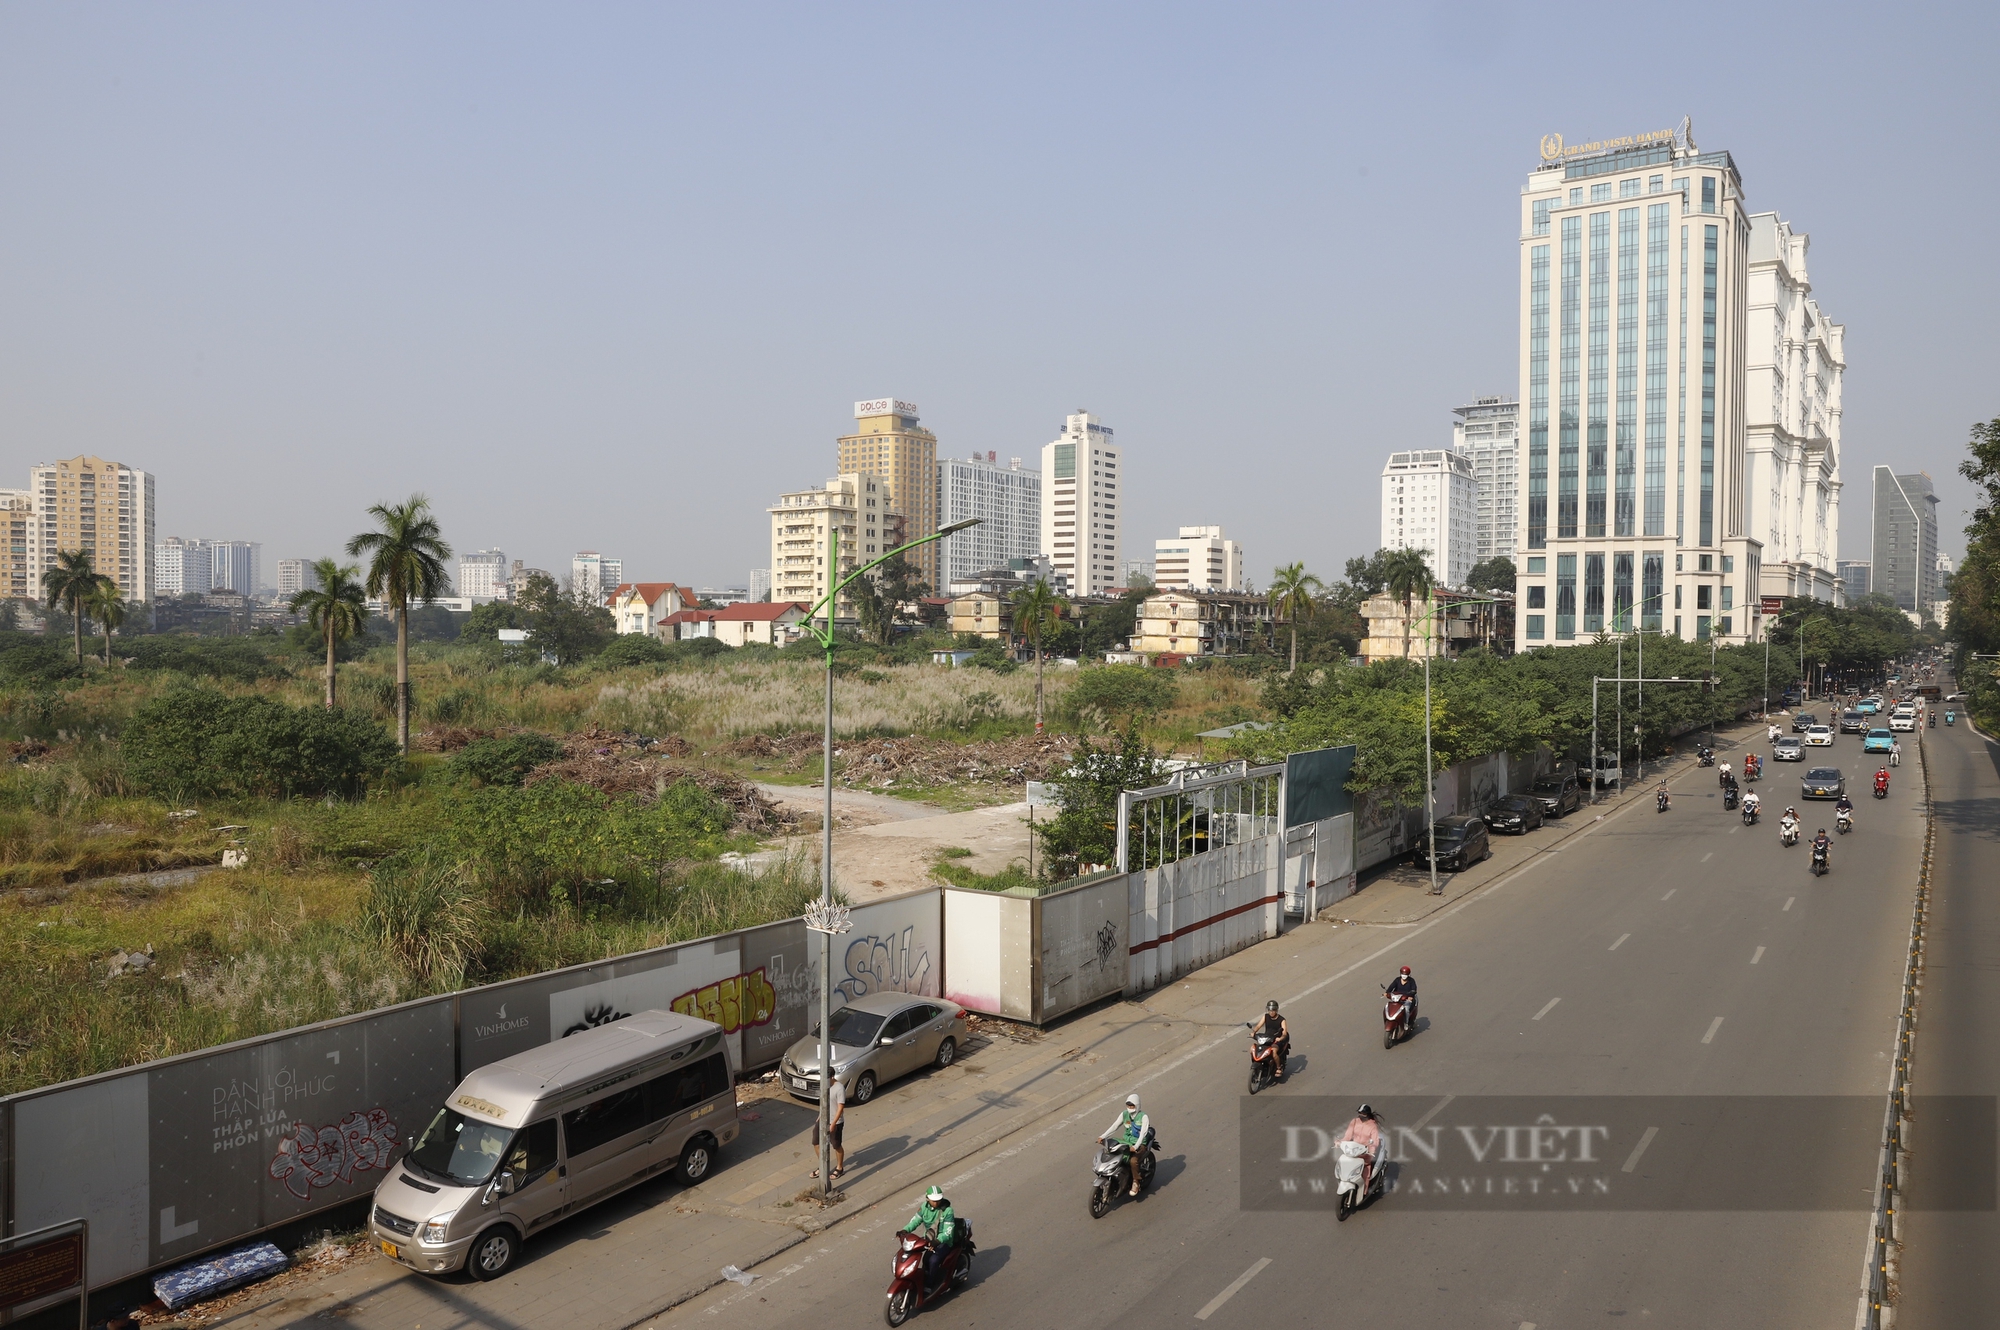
1012, 579, 1068, 733
516, 572, 615, 664
86, 580, 126, 666
347, 494, 453, 751
1037, 726, 1163, 880
1267, 562, 1325, 672
290, 558, 370, 708
1466, 556, 1517, 594
42, 549, 110, 666
123, 687, 398, 800
461, 600, 526, 642
1381, 548, 1435, 661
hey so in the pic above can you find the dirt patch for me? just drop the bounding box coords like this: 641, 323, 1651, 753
524, 729, 795, 834
727, 733, 1081, 791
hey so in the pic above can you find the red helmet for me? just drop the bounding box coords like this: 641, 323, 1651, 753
1399, 966, 1412, 976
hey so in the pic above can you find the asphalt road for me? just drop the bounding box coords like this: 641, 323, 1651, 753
1897, 701, 2000, 1327
675, 723, 1924, 1329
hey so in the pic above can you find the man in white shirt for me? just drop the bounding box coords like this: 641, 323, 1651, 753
813, 1074, 845, 1180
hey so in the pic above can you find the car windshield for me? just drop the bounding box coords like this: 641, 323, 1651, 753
406, 1108, 514, 1187
1806, 769, 1841, 781
1532, 780, 1564, 795
814, 1007, 886, 1048
1495, 796, 1529, 810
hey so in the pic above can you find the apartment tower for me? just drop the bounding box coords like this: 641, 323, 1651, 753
1870, 468, 1939, 615
1382, 449, 1478, 588
837, 399, 939, 591
1153, 525, 1244, 592
0, 491, 32, 604
769, 474, 893, 619
1452, 397, 1520, 565
1040, 411, 1122, 597
1513, 121, 1762, 650
155, 538, 213, 598
31, 457, 156, 603
937, 452, 1041, 588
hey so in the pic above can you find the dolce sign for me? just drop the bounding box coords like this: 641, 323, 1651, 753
1540, 127, 1678, 163
855, 398, 919, 418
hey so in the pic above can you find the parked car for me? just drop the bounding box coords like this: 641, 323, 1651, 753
1805, 725, 1835, 747
1792, 713, 1820, 734
1528, 774, 1582, 818
1801, 766, 1847, 800
1864, 728, 1895, 754
1772, 736, 1806, 762
1415, 815, 1491, 871
781, 992, 968, 1106
1483, 794, 1545, 834
1889, 713, 1917, 732
1590, 752, 1624, 788
1838, 711, 1869, 734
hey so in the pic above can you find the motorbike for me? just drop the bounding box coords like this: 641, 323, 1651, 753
1697, 749, 1715, 767
1837, 807, 1853, 833
1246, 1023, 1285, 1094
1929, 713, 1937, 728
1811, 841, 1831, 876
1947, 712, 1956, 726
1656, 788, 1671, 813
1779, 818, 1800, 846
1744, 759, 1761, 782
1741, 801, 1760, 826
1874, 782, 1889, 800
1334, 1139, 1386, 1221
884, 1222, 976, 1326
1088, 1130, 1157, 1219
1723, 786, 1739, 811
1382, 986, 1414, 1049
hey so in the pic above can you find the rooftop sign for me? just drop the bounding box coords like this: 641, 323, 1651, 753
1540, 125, 1679, 163
856, 398, 919, 419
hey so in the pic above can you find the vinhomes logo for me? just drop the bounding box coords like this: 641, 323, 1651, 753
473, 1002, 533, 1041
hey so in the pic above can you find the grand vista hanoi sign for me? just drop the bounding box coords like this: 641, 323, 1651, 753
1540, 123, 1683, 163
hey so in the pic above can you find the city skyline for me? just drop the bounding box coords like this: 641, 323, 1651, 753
2, 8, 1994, 591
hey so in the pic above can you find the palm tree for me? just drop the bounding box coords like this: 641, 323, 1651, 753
290, 558, 370, 708
1382, 548, 1435, 661
87, 582, 127, 666
1012, 579, 1069, 735
348, 495, 452, 751
42, 550, 110, 665
1266, 562, 1325, 672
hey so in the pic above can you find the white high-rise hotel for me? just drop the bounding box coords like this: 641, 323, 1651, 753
1381, 450, 1477, 588
1511, 121, 1842, 650
1453, 398, 1519, 564
1041, 411, 1122, 597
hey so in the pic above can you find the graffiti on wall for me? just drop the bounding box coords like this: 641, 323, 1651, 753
837, 926, 934, 1000
267, 1108, 399, 1200
671, 966, 780, 1034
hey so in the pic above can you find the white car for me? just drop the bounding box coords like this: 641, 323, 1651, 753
1889, 713, 1917, 732
1804, 725, 1835, 747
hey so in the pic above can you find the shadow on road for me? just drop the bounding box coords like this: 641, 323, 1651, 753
963, 1243, 1012, 1289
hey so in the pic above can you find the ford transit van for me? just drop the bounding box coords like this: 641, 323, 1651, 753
369, 1009, 739, 1279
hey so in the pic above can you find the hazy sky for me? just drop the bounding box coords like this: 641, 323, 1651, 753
3, 3, 1996, 589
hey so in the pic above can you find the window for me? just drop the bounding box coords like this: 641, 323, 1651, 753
1718, 616, 1732, 637
1699, 553, 1713, 572
1556, 554, 1577, 640
655, 1053, 731, 1118
1613, 552, 1634, 630
1701, 177, 1716, 213
1675, 584, 1683, 609
1586, 211, 1609, 537
1675, 554, 1684, 572
1584, 552, 1605, 633
1696, 585, 1712, 610
1532, 198, 1553, 235
1696, 614, 1711, 641
1527, 556, 1546, 574
1721, 586, 1733, 611
505, 1119, 559, 1185
1591, 182, 1612, 202
1526, 614, 1546, 640
1721, 554, 1734, 573
1620, 178, 1641, 198
1559, 218, 1581, 539
1527, 585, 1546, 609
1569, 187, 1583, 205
1649, 175, 1663, 193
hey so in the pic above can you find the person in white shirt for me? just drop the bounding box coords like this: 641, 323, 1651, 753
1100, 1094, 1152, 1196
812, 1074, 845, 1180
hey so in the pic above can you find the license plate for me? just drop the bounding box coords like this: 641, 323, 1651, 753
788, 1075, 807, 1091
380, 1240, 400, 1260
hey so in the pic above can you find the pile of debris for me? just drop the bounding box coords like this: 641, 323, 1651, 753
523, 729, 793, 834
727, 732, 1081, 790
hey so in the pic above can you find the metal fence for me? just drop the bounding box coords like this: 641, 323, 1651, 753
1115, 760, 1283, 873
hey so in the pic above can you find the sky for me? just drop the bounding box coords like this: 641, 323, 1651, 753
3, 2, 1997, 591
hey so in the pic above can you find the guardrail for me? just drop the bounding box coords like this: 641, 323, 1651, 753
1859, 730, 1933, 1326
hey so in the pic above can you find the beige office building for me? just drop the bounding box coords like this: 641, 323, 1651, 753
30, 456, 156, 603
0, 490, 33, 604
769, 473, 897, 621
837, 399, 939, 591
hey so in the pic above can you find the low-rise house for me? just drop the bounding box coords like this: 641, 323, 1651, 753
1358, 590, 1512, 662
1129, 591, 1273, 656
609, 582, 696, 635
660, 601, 811, 648
949, 591, 1013, 641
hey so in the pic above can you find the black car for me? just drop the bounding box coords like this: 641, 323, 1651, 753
1415, 815, 1491, 871
1484, 794, 1545, 834
1801, 766, 1847, 800
1838, 710, 1868, 734
1792, 712, 1820, 734
1528, 775, 1582, 818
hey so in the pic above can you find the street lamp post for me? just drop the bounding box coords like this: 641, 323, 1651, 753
797, 515, 980, 1197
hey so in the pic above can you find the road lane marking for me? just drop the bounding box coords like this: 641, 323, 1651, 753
1751, 946, 1766, 964
1195, 1257, 1272, 1321
1784, 896, 1795, 911
1701, 852, 1713, 862
1533, 998, 1561, 1021
1661, 889, 1676, 901
1609, 933, 1630, 951
1410, 1095, 1455, 1132
1621, 1125, 1660, 1173
1702, 1016, 1725, 1044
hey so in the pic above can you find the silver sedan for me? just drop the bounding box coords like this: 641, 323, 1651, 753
778, 991, 968, 1105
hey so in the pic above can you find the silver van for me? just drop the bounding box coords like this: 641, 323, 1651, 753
369, 1010, 740, 1280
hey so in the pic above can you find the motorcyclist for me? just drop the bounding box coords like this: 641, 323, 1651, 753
1890, 739, 1902, 768
1834, 793, 1854, 827
1779, 806, 1800, 843
1768, 723, 1780, 744
1875, 767, 1891, 795
1339, 1103, 1384, 1195
1742, 789, 1760, 820
1743, 753, 1759, 780
1811, 827, 1832, 866
1100, 1094, 1152, 1197
1252, 999, 1290, 1080
1718, 760, 1733, 788
900, 1186, 958, 1288
1387, 965, 1418, 1024
1656, 780, 1671, 810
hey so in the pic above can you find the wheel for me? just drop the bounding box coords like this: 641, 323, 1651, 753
1249, 1065, 1264, 1095
467, 1226, 518, 1281
852, 1071, 877, 1105
1089, 1182, 1111, 1219
680, 1133, 715, 1183
1336, 1193, 1352, 1222
885, 1286, 915, 1326
933, 1037, 956, 1071
1138, 1152, 1156, 1188
952, 1251, 973, 1287
1384, 1028, 1395, 1050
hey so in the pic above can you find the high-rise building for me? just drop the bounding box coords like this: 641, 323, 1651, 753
30, 456, 155, 603
769, 474, 892, 618
572, 552, 622, 604
276, 558, 318, 600
1836, 559, 1871, 600
748, 568, 771, 602
1040, 411, 1122, 598
1153, 526, 1244, 592
1452, 397, 1520, 564
457, 549, 509, 601
937, 451, 1040, 588
1870, 468, 1939, 615
1745, 212, 1845, 603
0, 491, 33, 603
1513, 121, 1764, 649
155, 538, 212, 599
1382, 450, 1477, 588
838, 399, 939, 591
209, 541, 262, 595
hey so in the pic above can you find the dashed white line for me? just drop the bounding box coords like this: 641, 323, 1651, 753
1609, 933, 1630, 951
1533, 998, 1561, 1021
1751, 946, 1766, 965
1661, 889, 1676, 901
1702, 1016, 1726, 1044
1410, 1095, 1455, 1132
1701, 852, 1713, 863
1784, 896, 1796, 911
1195, 1257, 1272, 1321
1621, 1125, 1660, 1173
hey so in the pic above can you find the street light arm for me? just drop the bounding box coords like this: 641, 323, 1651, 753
799, 520, 983, 649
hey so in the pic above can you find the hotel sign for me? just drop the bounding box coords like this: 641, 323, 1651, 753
1540, 127, 1678, 163
855, 398, 919, 418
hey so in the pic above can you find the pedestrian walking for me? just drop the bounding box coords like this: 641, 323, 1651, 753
812, 1073, 845, 1181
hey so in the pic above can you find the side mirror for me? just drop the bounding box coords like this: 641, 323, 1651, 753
881, 1036, 896, 1046
500, 1170, 517, 1196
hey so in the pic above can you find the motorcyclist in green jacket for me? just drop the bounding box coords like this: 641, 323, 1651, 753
902, 1186, 957, 1286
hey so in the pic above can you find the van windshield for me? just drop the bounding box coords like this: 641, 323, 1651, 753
406, 1108, 514, 1187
